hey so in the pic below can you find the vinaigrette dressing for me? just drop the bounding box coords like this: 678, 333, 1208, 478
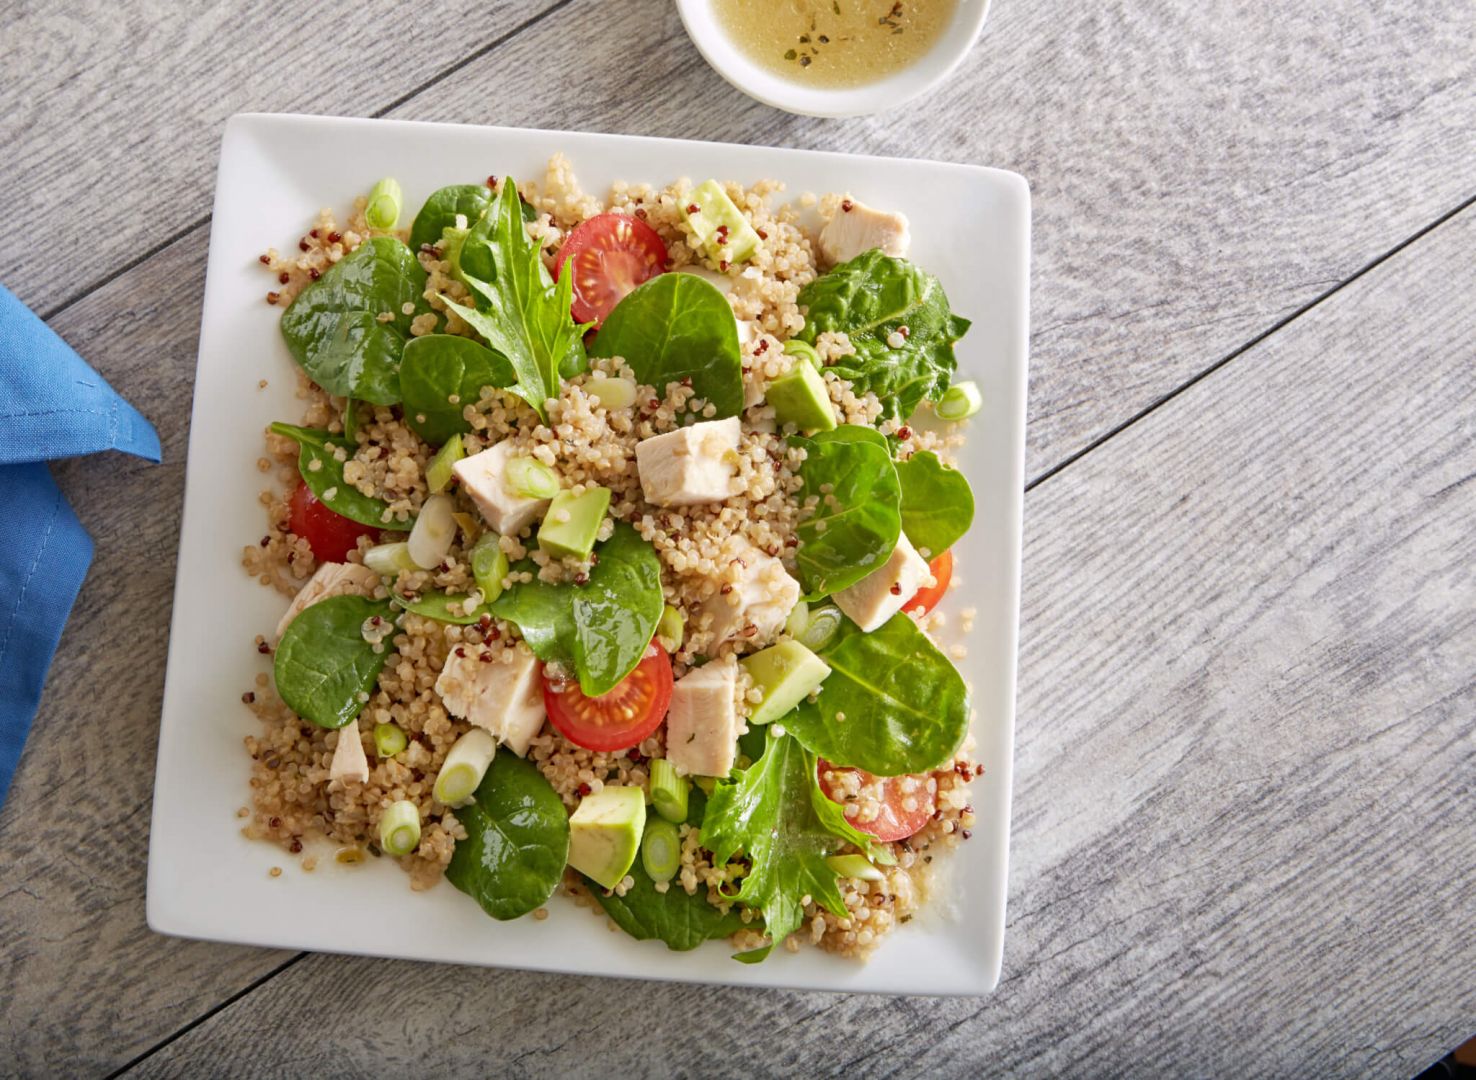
711, 0, 959, 89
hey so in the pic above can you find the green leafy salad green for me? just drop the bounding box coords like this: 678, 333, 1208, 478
790, 425, 901, 598
439, 182, 592, 421
269, 422, 413, 531
703, 728, 894, 962
259, 171, 985, 963
489, 522, 665, 696
589, 272, 745, 419
279, 236, 433, 406
794, 249, 969, 421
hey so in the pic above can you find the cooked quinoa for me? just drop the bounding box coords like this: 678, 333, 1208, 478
243, 155, 981, 960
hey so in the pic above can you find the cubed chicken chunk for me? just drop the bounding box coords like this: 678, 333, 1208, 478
635, 416, 741, 507
329, 718, 370, 785
701, 539, 802, 648
666, 656, 741, 778
818, 199, 912, 266
833, 531, 931, 633
274, 561, 380, 641
452, 439, 551, 537
434, 642, 547, 756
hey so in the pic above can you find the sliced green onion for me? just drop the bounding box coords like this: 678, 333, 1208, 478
365, 177, 403, 231
373, 722, 408, 758
433, 728, 497, 806
363, 541, 418, 577
782, 339, 822, 368
936, 380, 983, 421
826, 853, 885, 882
641, 818, 682, 883
470, 533, 509, 605
503, 455, 560, 500
656, 605, 685, 654
798, 603, 843, 652
425, 434, 464, 494
378, 798, 421, 856
784, 600, 809, 640
649, 758, 690, 824
586, 376, 637, 410
408, 493, 456, 569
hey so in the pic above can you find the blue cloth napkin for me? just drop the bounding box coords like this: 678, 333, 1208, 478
0, 285, 161, 806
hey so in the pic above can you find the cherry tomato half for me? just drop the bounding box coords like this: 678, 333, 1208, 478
818, 760, 936, 843
543, 642, 674, 753
904, 548, 953, 617
554, 212, 669, 327
287, 480, 379, 563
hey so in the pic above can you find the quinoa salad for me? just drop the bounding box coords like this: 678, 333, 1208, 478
240, 156, 986, 961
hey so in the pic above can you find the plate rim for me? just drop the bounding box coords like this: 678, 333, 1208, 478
146, 111, 1030, 998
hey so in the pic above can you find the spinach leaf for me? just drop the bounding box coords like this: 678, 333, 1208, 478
570, 526, 665, 695
796, 249, 970, 421
488, 558, 576, 667
273, 595, 395, 730
702, 729, 889, 959
896, 450, 974, 558
587, 863, 747, 951
391, 589, 494, 625
589, 273, 744, 418
489, 523, 663, 695
439, 180, 591, 421
446, 752, 570, 921
269, 422, 413, 532
399, 334, 515, 444
790, 425, 901, 599
279, 237, 430, 405
409, 182, 537, 271
787, 611, 969, 776
408, 184, 493, 253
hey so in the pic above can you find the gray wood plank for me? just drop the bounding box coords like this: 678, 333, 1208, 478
384, 0, 1476, 479
0, 0, 562, 314
2, 0, 1467, 482
122, 181, 1476, 1080
2, 0, 1472, 1071
12, 0, 1469, 482
0, 230, 304, 1075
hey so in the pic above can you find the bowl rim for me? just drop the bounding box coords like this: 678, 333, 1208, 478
675, 0, 992, 118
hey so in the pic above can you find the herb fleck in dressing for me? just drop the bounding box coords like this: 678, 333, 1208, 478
712, 0, 958, 88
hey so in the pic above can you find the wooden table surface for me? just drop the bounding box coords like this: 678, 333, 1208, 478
3, 1, 1473, 1075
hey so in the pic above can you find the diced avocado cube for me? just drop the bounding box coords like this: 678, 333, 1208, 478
766, 360, 837, 433
568, 785, 646, 890
739, 639, 833, 726
683, 179, 762, 265
538, 486, 611, 560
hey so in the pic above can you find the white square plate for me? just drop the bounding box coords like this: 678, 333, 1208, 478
148, 113, 1029, 996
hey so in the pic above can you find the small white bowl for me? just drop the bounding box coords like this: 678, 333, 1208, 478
676, 0, 990, 118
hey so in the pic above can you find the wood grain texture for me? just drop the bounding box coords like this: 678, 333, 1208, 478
3, 0, 1469, 492
0, 0, 562, 314
6, 0, 1471, 479
123, 191, 1476, 1080
0, 0, 1472, 1073
0, 230, 303, 1076
385, 0, 1476, 478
